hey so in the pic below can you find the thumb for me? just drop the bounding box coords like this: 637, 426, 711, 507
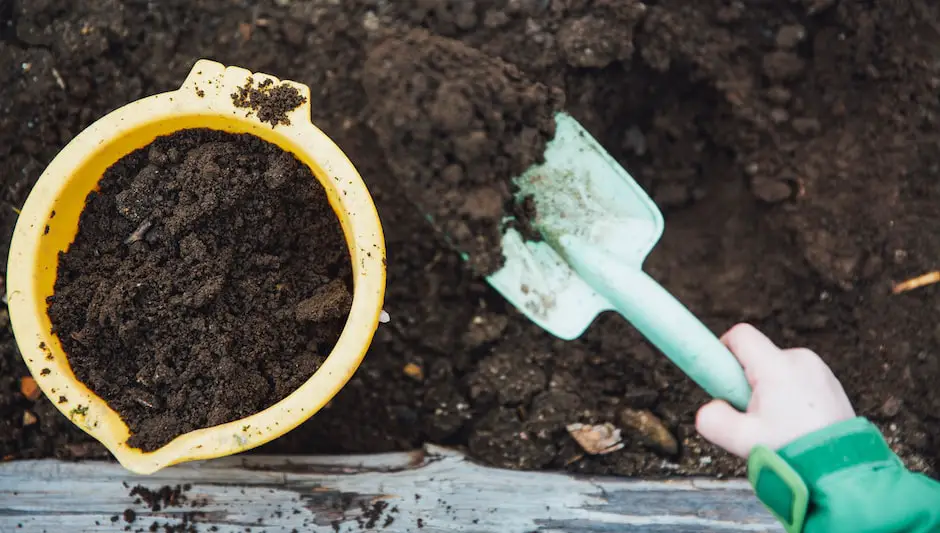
695, 399, 759, 459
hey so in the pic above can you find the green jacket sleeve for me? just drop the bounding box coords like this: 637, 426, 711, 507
747, 417, 940, 533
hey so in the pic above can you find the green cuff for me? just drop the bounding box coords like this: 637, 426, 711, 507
748, 445, 809, 533
747, 417, 900, 533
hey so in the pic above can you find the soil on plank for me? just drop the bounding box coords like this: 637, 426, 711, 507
47, 128, 352, 451
1, 0, 939, 478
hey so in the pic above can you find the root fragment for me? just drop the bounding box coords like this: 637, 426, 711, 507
892, 271, 940, 294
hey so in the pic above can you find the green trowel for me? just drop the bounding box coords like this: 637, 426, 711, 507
484, 113, 752, 410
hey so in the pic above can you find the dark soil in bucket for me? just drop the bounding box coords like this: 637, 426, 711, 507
1, 1, 939, 480
46, 128, 352, 451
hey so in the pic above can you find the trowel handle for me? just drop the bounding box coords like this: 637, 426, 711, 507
609, 269, 752, 410
560, 237, 752, 410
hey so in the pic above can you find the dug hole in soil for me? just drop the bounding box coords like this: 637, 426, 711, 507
2, 1, 939, 479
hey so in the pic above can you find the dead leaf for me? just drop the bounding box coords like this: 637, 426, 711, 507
566, 422, 623, 455
20, 376, 40, 401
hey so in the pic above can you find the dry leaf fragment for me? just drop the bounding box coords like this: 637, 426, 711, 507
20, 377, 40, 401
566, 422, 623, 455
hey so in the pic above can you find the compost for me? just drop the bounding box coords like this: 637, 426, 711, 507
231, 76, 308, 126
47, 128, 352, 451
1, 1, 938, 478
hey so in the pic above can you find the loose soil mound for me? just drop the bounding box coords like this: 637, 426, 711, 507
363, 28, 562, 274
2, 1, 938, 478
47, 129, 352, 451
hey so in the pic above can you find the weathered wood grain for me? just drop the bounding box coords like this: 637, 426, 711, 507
0, 445, 782, 532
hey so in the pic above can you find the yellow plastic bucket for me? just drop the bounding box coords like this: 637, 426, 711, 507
5, 60, 386, 474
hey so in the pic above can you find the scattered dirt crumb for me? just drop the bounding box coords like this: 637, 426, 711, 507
231, 77, 306, 126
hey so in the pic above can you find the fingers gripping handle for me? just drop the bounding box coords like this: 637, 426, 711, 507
560, 236, 752, 411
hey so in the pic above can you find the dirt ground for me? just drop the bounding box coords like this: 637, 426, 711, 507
2, 0, 939, 479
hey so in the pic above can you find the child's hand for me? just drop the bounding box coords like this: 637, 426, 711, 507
695, 323, 856, 458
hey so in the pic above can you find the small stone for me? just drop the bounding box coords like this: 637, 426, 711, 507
880, 396, 902, 418
22, 411, 38, 426
362, 11, 380, 32
566, 423, 623, 455
775, 24, 806, 49
20, 377, 41, 401
892, 248, 908, 265
403, 363, 424, 381
619, 408, 678, 456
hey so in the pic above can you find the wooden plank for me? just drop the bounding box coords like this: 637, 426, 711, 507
0, 445, 783, 533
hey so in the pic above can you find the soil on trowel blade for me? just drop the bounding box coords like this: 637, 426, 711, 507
363, 28, 563, 275
46, 128, 351, 451
2, 0, 939, 480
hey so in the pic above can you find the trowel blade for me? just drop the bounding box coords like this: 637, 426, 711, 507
486, 112, 665, 340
